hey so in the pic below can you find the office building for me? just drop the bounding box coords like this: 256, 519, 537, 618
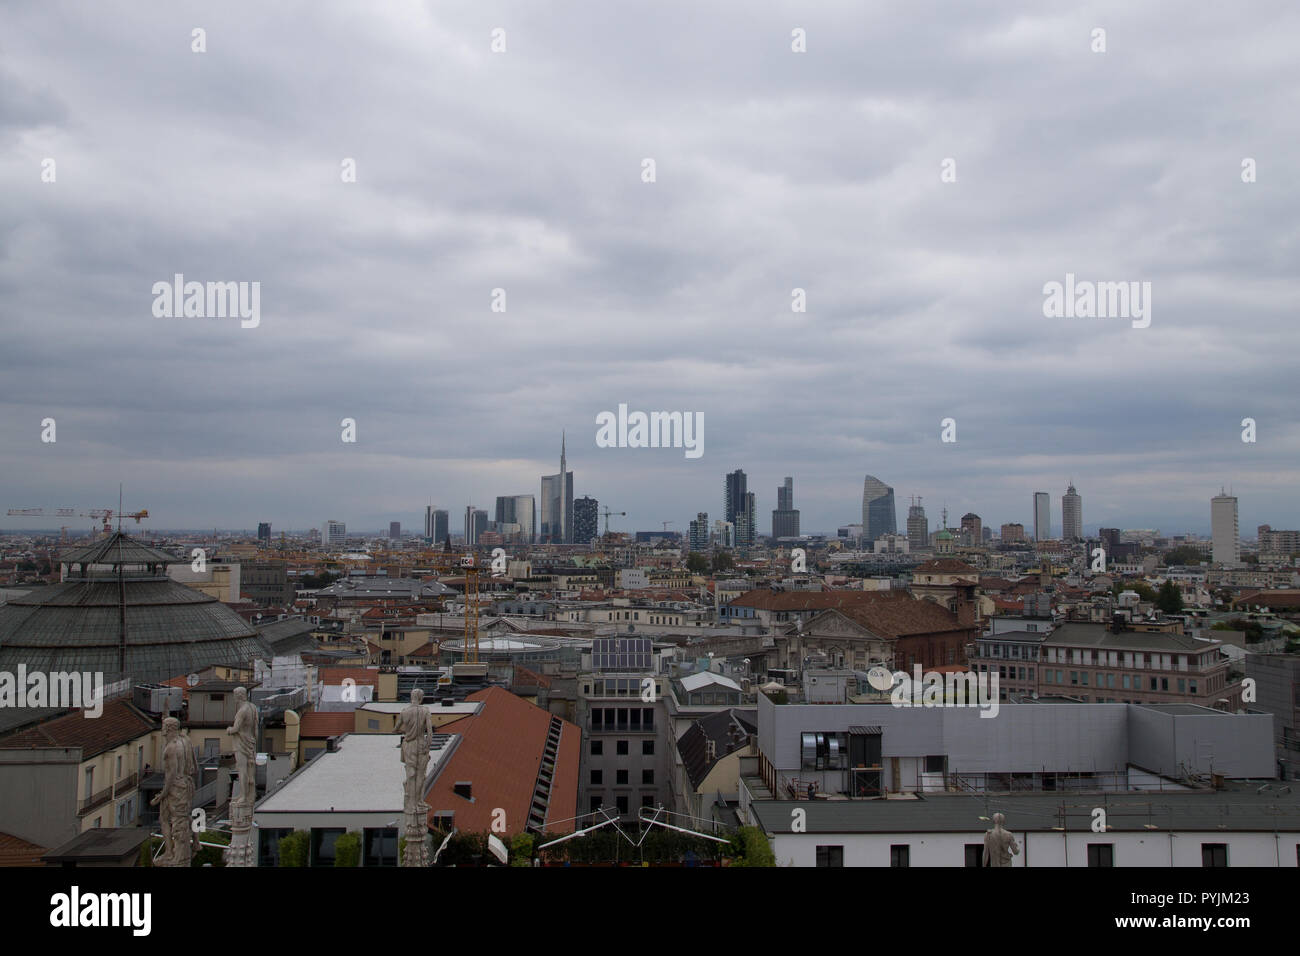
257, 522, 271, 543
862, 475, 897, 542
959, 513, 981, 548
464, 507, 487, 547
724, 469, 747, 528
574, 496, 599, 545
541, 435, 574, 543
1062, 483, 1082, 541
735, 491, 757, 548
906, 498, 928, 551
1212, 490, 1240, 566
388, 521, 400, 540
424, 507, 449, 543
689, 513, 709, 552
323, 520, 346, 547
772, 477, 800, 539
1033, 492, 1050, 541
576, 637, 674, 820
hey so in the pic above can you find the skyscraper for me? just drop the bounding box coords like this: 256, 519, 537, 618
772, 477, 800, 539
464, 507, 487, 546
257, 522, 271, 543
558, 431, 568, 545
1062, 483, 1082, 541
424, 507, 449, 542
538, 433, 573, 543
574, 496, 599, 545
861, 475, 897, 542
512, 495, 535, 542
688, 512, 709, 552
960, 513, 982, 547
907, 497, 928, 551
1212, 490, 1240, 566
495, 496, 517, 526
1033, 492, 1050, 541
323, 520, 346, 547
735, 491, 757, 548
389, 521, 401, 540
724, 469, 747, 526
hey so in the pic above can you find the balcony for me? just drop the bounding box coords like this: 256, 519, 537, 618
79, 772, 138, 815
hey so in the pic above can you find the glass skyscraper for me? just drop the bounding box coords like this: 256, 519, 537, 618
861, 476, 897, 542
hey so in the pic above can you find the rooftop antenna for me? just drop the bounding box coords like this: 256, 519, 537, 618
118, 484, 124, 532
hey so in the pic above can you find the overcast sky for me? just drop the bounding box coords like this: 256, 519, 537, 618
1, 1, 1297, 538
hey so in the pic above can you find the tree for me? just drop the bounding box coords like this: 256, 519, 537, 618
729, 826, 776, 867
278, 830, 310, 867
686, 552, 709, 573
1154, 580, 1184, 614
711, 551, 735, 573
334, 831, 362, 867
1163, 545, 1204, 566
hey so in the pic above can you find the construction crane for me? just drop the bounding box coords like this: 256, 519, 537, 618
422, 552, 486, 664
8, 507, 149, 536
661, 521, 674, 531
601, 508, 626, 538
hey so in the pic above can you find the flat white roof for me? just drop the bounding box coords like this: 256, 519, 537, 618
256, 733, 454, 815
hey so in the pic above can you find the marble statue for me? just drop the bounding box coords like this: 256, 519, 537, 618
395, 689, 433, 867
396, 688, 433, 813
150, 717, 198, 867
982, 812, 1020, 867
226, 686, 258, 808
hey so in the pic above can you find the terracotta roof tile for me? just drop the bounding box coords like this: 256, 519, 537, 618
0, 699, 155, 758
319, 667, 381, 686
0, 832, 48, 866
425, 687, 579, 835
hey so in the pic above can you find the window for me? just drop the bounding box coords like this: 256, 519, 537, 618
641, 794, 655, 809
964, 844, 983, 867
590, 740, 603, 756
925, 755, 945, 774
616, 796, 629, 815
311, 828, 345, 867
590, 770, 602, 785
616, 770, 629, 785
364, 827, 399, 867
616, 740, 628, 756
589, 797, 602, 814
642, 769, 654, 785
642, 740, 654, 755
1201, 843, 1228, 867
367, 719, 380, 730
1087, 844, 1114, 867
890, 845, 910, 867
816, 845, 844, 868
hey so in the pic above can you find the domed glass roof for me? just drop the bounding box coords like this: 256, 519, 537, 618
0, 532, 272, 684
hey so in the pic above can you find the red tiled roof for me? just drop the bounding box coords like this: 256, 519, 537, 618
1237, 590, 1300, 608
0, 832, 47, 867
319, 667, 381, 686
405, 642, 438, 659
297, 711, 356, 738
425, 687, 579, 835
0, 699, 155, 758
913, 559, 979, 573
810, 592, 974, 638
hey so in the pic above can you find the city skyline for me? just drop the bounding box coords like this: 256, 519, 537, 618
3, 3, 1297, 541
